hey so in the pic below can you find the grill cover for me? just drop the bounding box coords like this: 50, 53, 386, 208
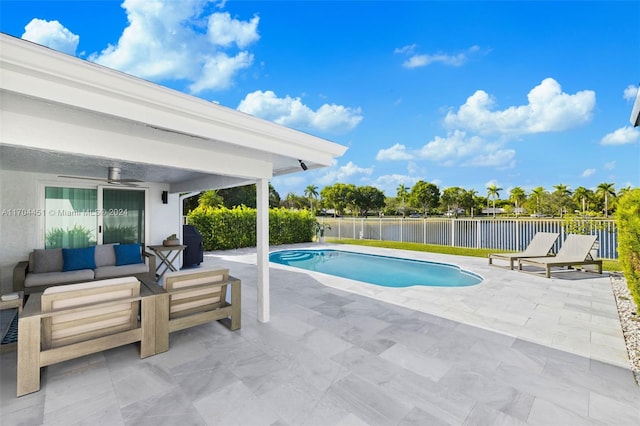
182, 225, 204, 267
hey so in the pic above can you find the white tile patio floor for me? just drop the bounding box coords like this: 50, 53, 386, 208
1, 243, 639, 425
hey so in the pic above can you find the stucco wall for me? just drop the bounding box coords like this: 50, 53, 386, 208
0, 169, 179, 293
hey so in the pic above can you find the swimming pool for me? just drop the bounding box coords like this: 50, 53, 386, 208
269, 249, 483, 288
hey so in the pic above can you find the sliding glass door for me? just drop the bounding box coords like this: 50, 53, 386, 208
43, 185, 147, 249
44, 187, 98, 248
101, 188, 145, 245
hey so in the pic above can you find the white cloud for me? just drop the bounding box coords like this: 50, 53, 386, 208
403, 52, 467, 68
376, 143, 413, 161
207, 12, 259, 48
22, 18, 79, 55
397, 45, 480, 69
317, 161, 373, 186
484, 179, 502, 190
189, 51, 253, 93
604, 161, 616, 170
372, 174, 420, 195
237, 90, 363, 133
407, 161, 425, 176
444, 78, 595, 135
417, 130, 485, 161
581, 168, 596, 178
393, 44, 416, 55
463, 149, 516, 168
89, 0, 259, 93
375, 130, 515, 169
624, 84, 639, 101
600, 126, 640, 145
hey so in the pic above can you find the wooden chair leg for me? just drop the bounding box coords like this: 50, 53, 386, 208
154, 293, 169, 354
230, 279, 241, 331
17, 315, 41, 397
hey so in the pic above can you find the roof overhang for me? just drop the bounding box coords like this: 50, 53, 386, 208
0, 33, 347, 192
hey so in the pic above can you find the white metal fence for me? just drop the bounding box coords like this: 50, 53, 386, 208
319, 217, 619, 259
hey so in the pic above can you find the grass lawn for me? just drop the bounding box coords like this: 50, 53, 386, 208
329, 238, 623, 272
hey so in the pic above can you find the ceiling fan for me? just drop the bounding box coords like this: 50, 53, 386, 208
59, 167, 142, 187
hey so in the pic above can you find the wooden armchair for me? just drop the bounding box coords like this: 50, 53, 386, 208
17, 277, 158, 396
162, 268, 241, 334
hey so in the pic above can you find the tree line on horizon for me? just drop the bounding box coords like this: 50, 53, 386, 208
185, 180, 632, 219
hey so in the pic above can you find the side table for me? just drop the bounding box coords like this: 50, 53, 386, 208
147, 245, 187, 280
1, 291, 23, 353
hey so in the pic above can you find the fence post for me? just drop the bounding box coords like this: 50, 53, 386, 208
451, 219, 455, 247
423, 219, 427, 244
400, 218, 403, 242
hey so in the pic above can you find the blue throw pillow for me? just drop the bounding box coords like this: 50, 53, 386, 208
62, 246, 96, 272
114, 244, 143, 266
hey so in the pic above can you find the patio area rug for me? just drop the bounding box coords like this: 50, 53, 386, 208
1, 309, 18, 345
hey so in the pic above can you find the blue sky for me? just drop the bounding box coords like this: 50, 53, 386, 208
2, 0, 639, 199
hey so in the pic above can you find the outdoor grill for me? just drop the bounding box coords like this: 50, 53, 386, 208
182, 224, 204, 267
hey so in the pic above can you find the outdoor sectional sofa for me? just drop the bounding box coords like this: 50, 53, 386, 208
13, 243, 156, 295
15, 268, 242, 396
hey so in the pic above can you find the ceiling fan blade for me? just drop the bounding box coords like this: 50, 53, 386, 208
58, 175, 108, 182
59, 167, 141, 187
114, 178, 143, 183
108, 180, 139, 187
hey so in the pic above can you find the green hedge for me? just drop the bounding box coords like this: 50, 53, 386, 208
615, 189, 640, 313
187, 206, 316, 250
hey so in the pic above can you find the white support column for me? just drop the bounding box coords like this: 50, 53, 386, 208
256, 178, 270, 323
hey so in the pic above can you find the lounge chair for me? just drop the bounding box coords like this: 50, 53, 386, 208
517, 234, 603, 278
488, 232, 559, 270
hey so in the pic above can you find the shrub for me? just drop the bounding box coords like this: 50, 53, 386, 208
103, 225, 137, 244
45, 225, 95, 248
562, 211, 605, 235
187, 206, 315, 250
615, 189, 640, 313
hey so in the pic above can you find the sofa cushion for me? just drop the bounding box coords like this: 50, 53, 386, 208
24, 269, 95, 287
32, 249, 64, 274
95, 244, 117, 267
62, 246, 96, 272
114, 244, 143, 266
94, 264, 149, 279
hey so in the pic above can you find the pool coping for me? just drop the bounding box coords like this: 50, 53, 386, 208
208, 242, 630, 369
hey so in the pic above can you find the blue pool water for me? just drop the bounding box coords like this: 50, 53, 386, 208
269, 249, 482, 288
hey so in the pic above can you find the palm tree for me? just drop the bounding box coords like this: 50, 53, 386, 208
304, 184, 319, 214
465, 189, 478, 217
396, 183, 409, 217
552, 184, 572, 217
596, 182, 616, 217
198, 190, 223, 208
530, 186, 546, 215
618, 185, 632, 196
509, 187, 526, 217
573, 186, 590, 214
486, 184, 503, 218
